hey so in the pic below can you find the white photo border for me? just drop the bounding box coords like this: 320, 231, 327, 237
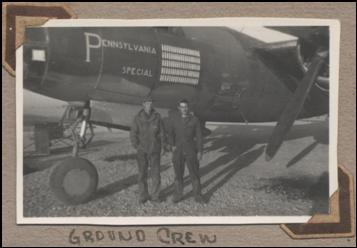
16, 17, 340, 225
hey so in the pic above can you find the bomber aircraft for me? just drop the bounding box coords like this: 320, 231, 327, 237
23, 26, 329, 204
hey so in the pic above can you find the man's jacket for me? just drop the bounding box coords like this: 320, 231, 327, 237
168, 111, 203, 155
130, 109, 166, 154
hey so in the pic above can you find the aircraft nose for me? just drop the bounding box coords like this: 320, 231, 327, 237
23, 28, 49, 92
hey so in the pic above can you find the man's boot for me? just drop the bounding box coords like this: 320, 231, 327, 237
194, 193, 206, 204
172, 180, 183, 203
172, 190, 183, 203
139, 194, 151, 204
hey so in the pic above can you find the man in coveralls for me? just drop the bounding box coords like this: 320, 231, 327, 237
168, 99, 205, 203
130, 96, 166, 204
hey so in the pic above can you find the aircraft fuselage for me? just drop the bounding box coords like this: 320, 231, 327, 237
23, 27, 328, 124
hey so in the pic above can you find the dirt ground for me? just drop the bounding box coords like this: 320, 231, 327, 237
23, 116, 330, 217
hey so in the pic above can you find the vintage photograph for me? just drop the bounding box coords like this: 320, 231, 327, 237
18, 19, 339, 224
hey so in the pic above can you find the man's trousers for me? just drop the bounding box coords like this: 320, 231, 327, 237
172, 148, 201, 198
136, 151, 161, 200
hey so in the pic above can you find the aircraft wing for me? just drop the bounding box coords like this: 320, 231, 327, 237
226, 25, 328, 50
265, 26, 329, 48
226, 26, 298, 50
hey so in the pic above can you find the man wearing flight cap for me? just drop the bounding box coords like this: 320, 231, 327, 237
130, 95, 166, 203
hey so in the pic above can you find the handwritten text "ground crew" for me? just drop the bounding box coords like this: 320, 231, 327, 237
68, 228, 217, 245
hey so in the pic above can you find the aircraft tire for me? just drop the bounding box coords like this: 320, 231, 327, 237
49, 157, 98, 205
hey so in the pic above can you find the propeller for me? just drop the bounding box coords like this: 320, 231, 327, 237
265, 49, 328, 161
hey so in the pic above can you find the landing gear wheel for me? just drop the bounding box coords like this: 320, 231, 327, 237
49, 157, 98, 205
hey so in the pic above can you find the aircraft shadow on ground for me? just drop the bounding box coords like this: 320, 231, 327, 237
103, 153, 137, 162
23, 140, 115, 175
86, 120, 327, 203
23, 156, 71, 175
252, 172, 329, 214
24, 119, 328, 208
285, 140, 319, 168
160, 120, 328, 203
50, 140, 116, 155
93, 164, 170, 201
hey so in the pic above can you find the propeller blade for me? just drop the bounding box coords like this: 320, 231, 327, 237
265, 50, 328, 161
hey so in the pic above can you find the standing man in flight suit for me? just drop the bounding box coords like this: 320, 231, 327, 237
168, 99, 205, 203
130, 96, 166, 204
